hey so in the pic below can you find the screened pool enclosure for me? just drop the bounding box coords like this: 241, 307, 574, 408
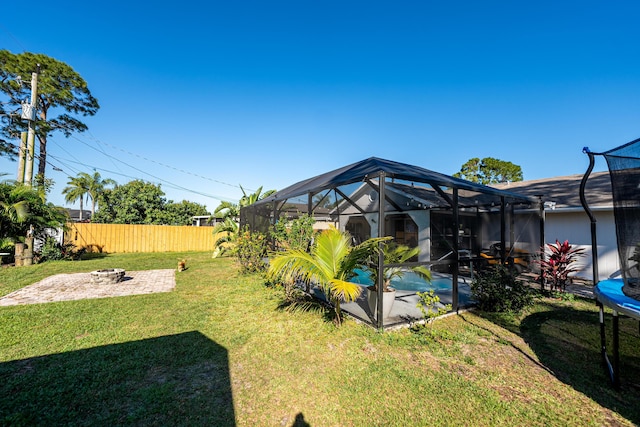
241, 157, 543, 329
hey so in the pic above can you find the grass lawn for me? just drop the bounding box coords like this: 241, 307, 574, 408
1, 251, 639, 426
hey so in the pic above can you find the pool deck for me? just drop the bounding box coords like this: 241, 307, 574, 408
341, 274, 595, 329
345, 286, 472, 328
309, 278, 473, 328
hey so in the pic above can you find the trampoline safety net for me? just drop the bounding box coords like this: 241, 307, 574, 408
601, 137, 640, 298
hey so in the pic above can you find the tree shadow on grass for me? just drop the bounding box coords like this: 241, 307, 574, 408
0, 331, 235, 426
476, 300, 640, 425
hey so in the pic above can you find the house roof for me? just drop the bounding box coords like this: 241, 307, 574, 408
492, 171, 613, 210
256, 157, 538, 208
67, 209, 92, 221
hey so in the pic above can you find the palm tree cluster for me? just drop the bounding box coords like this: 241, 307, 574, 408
62, 172, 116, 220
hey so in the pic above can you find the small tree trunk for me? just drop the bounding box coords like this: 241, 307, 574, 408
14, 242, 24, 266
23, 237, 34, 266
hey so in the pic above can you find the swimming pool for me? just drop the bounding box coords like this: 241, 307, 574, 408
349, 268, 472, 304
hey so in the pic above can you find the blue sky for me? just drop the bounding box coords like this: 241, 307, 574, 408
1, 1, 639, 212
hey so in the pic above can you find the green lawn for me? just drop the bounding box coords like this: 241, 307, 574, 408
1, 252, 639, 426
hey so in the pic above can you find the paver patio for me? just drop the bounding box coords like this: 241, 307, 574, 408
0, 269, 176, 306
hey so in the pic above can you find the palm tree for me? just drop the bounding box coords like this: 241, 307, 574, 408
0, 184, 34, 251
212, 185, 276, 222
368, 243, 431, 292
211, 218, 239, 258
85, 172, 116, 216
267, 226, 389, 325
212, 200, 240, 222
0, 181, 66, 244
62, 174, 90, 220
63, 172, 116, 220
239, 185, 276, 207
211, 184, 276, 258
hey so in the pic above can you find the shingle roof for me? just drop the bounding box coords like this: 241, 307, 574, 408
492, 171, 612, 210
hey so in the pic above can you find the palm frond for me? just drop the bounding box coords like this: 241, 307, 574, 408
267, 249, 322, 285
329, 279, 363, 303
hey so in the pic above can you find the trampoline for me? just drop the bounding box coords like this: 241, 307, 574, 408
581, 138, 640, 388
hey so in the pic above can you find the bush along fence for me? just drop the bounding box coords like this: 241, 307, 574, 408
64, 222, 217, 253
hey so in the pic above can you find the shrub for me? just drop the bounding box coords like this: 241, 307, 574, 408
270, 214, 316, 252
416, 290, 452, 322
471, 264, 535, 312
36, 238, 83, 263
234, 228, 268, 274
535, 239, 584, 292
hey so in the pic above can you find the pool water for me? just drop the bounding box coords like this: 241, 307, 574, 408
350, 268, 472, 304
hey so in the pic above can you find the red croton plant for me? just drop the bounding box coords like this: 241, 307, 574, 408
536, 239, 585, 292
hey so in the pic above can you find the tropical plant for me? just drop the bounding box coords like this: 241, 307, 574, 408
212, 185, 276, 222
0, 181, 66, 244
312, 191, 337, 209
266, 226, 387, 325
62, 174, 90, 220
416, 290, 452, 327
239, 185, 276, 208
366, 242, 431, 292
37, 237, 82, 262
212, 218, 240, 258
84, 172, 116, 216
211, 184, 276, 258
535, 239, 585, 292
63, 172, 116, 220
212, 200, 240, 222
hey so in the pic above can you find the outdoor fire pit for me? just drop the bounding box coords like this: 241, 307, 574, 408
90, 268, 125, 285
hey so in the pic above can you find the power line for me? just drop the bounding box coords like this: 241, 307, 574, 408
1, 134, 235, 202
66, 133, 233, 198
47, 153, 235, 202
83, 129, 246, 190
1, 58, 252, 200
0, 23, 28, 52
4, 134, 239, 202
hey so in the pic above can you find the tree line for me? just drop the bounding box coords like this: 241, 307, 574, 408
62, 172, 210, 225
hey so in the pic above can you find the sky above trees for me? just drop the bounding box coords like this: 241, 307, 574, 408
1, 1, 639, 211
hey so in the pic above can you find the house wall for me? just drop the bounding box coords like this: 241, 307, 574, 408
544, 210, 619, 282
407, 211, 431, 262
339, 211, 431, 262
359, 207, 620, 281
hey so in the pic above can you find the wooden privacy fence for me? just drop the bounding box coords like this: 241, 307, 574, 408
64, 223, 216, 253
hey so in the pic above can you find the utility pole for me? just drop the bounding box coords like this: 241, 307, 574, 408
22, 65, 39, 187
16, 131, 27, 184
15, 66, 39, 267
